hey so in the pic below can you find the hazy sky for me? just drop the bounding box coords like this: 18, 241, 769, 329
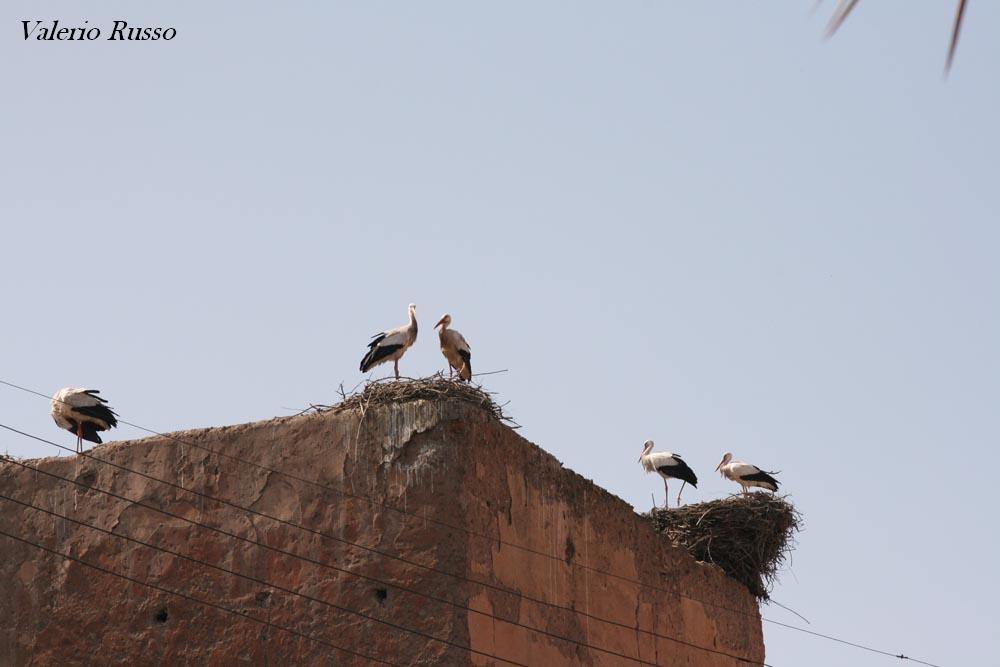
3, 2, 998, 665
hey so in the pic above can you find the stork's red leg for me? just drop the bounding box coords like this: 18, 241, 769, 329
662, 478, 669, 509
676, 481, 686, 507
394, 359, 400, 379
76, 423, 83, 454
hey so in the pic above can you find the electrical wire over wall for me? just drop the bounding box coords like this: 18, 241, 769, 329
0, 430, 766, 667
0, 378, 944, 667
0, 527, 393, 665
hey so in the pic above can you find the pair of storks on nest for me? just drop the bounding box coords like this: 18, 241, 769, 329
639, 440, 781, 508
359, 304, 472, 381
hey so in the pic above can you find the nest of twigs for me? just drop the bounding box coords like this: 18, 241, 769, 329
646, 494, 801, 599
305, 374, 517, 426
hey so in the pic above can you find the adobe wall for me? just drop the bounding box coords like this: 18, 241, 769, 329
0, 397, 764, 665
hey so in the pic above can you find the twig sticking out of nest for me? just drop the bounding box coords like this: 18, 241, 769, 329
309, 374, 518, 427
646, 494, 801, 600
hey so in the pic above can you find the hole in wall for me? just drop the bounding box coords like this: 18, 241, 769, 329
565, 536, 576, 564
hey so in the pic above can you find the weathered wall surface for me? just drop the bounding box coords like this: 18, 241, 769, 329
0, 397, 764, 665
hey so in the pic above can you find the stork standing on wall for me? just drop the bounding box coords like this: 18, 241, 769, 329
360, 303, 418, 379
435, 314, 472, 381
50, 388, 119, 454
715, 452, 780, 495
638, 440, 698, 508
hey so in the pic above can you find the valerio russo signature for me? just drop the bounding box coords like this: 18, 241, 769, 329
22, 20, 176, 41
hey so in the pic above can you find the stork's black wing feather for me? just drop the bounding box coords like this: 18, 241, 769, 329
63, 419, 105, 444
360, 343, 402, 372
457, 349, 472, 379
657, 458, 698, 487
79, 422, 105, 444
741, 470, 779, 489
73, 404, 118, 429
82, 389, 109, 404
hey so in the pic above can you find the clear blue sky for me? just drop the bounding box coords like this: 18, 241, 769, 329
3, 2, 998, 665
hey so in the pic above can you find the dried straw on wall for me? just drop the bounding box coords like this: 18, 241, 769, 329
311, 375, 517, 426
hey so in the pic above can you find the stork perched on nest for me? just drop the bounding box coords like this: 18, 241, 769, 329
434, 314, 471, 381
360, 304, 418, 379
716, 452, 780, 495
50, 388, 119, 454
639, 440, 698, 508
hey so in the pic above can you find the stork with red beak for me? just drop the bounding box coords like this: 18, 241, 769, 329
434, 314, 472, 381
638, 440, 698, 507
715, 452, 780, 495
50, 387, 119, 454
360, 304, 418, 379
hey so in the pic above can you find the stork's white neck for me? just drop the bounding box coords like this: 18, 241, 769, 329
639, 443, 655, 471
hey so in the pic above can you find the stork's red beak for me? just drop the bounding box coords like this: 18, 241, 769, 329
434, 317, 446, 329
715, 460, 724, 471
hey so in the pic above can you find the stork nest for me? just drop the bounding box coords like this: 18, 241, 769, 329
646, 494, 801, 599
306, 374, 517, 426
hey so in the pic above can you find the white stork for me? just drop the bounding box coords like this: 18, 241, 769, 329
360, 303, 418, 379
434, 314, 471, 381
638, 440, 698, 508
50, 388, 119, 454
715, 452, 780, 495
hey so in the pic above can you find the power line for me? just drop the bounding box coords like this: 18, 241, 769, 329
0, 491, 528, 667
0, 435, 764, 666
762, 619, 943, 667
1, 380, 945, 666
0, 527, 394, 666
